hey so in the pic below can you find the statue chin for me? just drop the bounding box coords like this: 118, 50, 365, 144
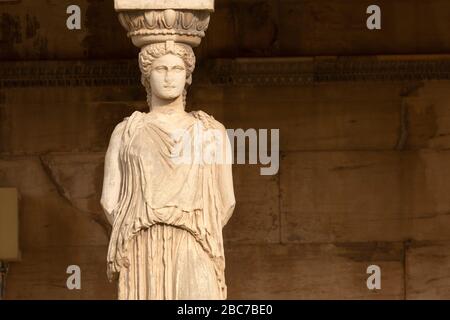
154, 92, 182, 101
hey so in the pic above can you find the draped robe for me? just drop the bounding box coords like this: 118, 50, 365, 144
105, 110, 235, 300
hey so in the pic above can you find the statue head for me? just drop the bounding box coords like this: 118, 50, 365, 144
138, 41, 196, 109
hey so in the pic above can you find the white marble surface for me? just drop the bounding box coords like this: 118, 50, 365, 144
101, 46, 235, 300
115, 0, 214, 11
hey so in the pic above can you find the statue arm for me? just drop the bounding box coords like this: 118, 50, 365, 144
101, 121, 126, 225
217, 125, 236, 227
191, 110, 236, 226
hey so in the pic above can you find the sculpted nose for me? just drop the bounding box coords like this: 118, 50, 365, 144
165, 71, 175, 84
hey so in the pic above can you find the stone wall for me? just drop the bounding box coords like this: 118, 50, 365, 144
1, 0, 450, 300
2, 0, 450, 60
2, 58, 450, 299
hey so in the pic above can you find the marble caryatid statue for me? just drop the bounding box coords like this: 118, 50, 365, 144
101, 1, 235, 300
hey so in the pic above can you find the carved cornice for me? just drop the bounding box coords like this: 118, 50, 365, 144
0, 60, 140, 88
206, 57, 450, 85
1, 56, 450, 88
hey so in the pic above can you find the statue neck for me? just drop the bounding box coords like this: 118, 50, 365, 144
150, 95, 185, 115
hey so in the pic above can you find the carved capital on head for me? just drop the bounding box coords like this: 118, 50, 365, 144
114, 0, 214, 48
118, 9, 211, 48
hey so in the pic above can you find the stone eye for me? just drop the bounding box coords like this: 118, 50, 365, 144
154, 66, 166, 72
173, 66, 185, 72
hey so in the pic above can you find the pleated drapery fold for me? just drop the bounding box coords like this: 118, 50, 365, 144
118, 224, 221, 300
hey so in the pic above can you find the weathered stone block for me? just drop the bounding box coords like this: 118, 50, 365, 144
224, 164, 280, 243
405, 81, 450, 150
281, 150, 450, 243
406, 241, 450, 299
279, 0, 450, 56
0, 157, 108, 248
5, 246, 115, 300
221, 83, 402, 151
225, 242, 404, 299
0, 99, 141, 154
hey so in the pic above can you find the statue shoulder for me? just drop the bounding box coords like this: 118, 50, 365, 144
123, 110, 146, 126
109, 110, 145, 144
190, 110, 226, 131
109, 120, 126, 144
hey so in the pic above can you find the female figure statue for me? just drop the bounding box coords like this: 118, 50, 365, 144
100, 41, 236, 300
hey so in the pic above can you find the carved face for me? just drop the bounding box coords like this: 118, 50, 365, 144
150, 54, 187, 100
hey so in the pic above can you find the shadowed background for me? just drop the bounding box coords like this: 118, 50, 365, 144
1, 0, 450, 299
